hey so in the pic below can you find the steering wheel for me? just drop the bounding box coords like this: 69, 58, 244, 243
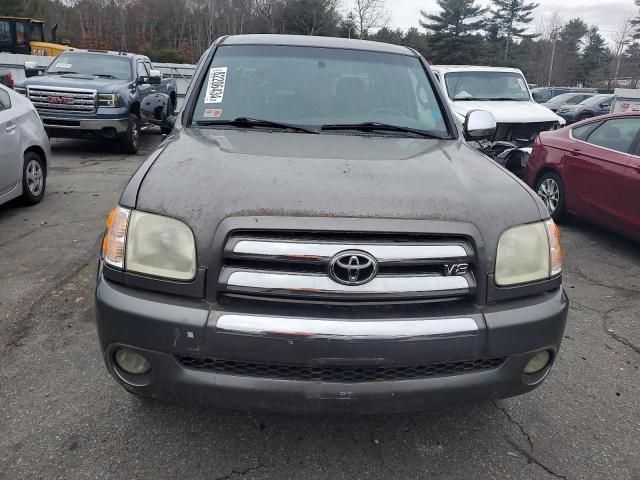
370, 107, 405, 117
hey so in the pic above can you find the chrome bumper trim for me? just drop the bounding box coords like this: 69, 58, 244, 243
216, 314, 479, 340
224, 270, 470, 298
231, 240, 469, 263
40, 116, 128, 132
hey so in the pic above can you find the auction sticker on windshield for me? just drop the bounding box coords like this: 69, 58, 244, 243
205, 67, 228, 104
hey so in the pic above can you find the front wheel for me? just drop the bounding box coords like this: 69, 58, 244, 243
535, 171, 566, 222
121, 114, 140, 154
21, 151, 46, 205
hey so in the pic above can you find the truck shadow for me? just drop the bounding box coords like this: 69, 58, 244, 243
49, 129, 163, 157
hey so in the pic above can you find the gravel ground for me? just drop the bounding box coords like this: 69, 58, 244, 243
1, 134, 639, 480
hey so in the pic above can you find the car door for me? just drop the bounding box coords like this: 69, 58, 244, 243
564, 117, 640, 232
621, 143, 640, 239
0, 87, 21, 195
594, 97, 613, 117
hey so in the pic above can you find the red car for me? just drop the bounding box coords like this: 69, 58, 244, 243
526, 112, 640, 241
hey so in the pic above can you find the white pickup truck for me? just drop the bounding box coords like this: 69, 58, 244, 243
430, 65, 565, 176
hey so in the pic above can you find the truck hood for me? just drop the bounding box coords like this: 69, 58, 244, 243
18, 74, 128, 92
449, 100, 563, 124
135, 128, 546, 260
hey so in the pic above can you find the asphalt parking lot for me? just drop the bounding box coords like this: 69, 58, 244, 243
1, 134, 639, 480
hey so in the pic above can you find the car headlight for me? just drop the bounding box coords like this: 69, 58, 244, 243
98, 93, 122, 108
495, 219, 562, 286
102, 207, 197, 281
14, 86, 26, 95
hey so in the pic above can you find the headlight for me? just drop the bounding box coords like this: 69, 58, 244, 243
101, 207, 197, 281
14, 87, 26, 95
98, 93, 122, 108
495, 219, 562, 286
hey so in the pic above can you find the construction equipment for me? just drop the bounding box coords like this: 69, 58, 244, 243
0, 16, 72, 56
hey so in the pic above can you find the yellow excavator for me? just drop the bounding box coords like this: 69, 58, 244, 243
0, 16, 72, 56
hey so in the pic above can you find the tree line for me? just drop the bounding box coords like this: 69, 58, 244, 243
2, 0, 640, 88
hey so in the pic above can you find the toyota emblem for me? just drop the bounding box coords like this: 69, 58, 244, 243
329, 250, 379, 286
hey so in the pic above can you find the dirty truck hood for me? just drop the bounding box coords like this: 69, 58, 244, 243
136, 129, 545, 253
450, 100, 562, 124
20, 74, 126, 92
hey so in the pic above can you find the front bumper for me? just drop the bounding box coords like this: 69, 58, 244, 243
39, 108, 129, 136
556, 112, 579, 123
96, 271, 569, 414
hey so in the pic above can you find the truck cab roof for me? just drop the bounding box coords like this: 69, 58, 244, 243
431, 65, 525, 74
220, 34, 417, 57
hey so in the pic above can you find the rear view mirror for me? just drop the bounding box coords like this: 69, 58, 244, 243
464, 110, 496, 140
148, 70, 162, 85
24, 61, 43, 78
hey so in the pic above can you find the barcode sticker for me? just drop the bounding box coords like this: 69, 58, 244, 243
204, 67, 228, 104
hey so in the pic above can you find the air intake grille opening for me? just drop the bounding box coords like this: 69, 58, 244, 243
176, 356, 506, 382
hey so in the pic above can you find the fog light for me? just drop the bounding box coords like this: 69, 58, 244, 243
523, 351, 551, 375
114, 348, 150, 375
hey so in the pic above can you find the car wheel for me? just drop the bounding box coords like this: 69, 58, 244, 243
122, 113, 140, 154
21, 151, 46, 205
535, 171, 566, 222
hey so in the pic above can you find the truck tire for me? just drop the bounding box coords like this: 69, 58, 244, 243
121, 113, 140, 154
21, 151, 46, 205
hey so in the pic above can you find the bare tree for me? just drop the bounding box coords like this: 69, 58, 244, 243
352, 0, 390, 38
611, 13, 635, 87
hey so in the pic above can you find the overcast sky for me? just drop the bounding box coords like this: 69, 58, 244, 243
386, 0, 636, 44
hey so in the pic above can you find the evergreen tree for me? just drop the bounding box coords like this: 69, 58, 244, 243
555, 18, 589, 85
491, 0, 539, 61
0, 0, 22, 16
420, 0, 486, 36
579, 26, 609, 86
632, 0, 640, 39
419, 0, 487, 64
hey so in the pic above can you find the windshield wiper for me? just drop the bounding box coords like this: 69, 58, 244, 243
48, 71, 79, 75
195, 117, 317, 134
320, 122, 447, 139
92, 73, 117, 79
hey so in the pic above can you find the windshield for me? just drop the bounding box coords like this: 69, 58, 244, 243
30, 24, 44, 42
191, 45, 449, 136
445, 71, 531, 101
579, 95, 611, 106
46, 53, 133, 80
547, 93, 576, 104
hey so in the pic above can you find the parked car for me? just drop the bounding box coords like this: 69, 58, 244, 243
96, 35, 568, 413
526, 112, 640, 241
531, 87, 598, 104
555, 94, 614, 124
430, 65, 565, 176
13, 49, 177, 153
0, 83, 50, 207
541, 92, 596, 112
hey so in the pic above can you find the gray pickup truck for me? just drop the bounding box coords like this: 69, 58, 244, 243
14, 50, 177, 153
97, 35, 568, 413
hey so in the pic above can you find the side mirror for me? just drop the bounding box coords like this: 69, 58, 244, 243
464, 110, 496, 140
24, 61, 43, 77
148, 70, 162, 85
141, 93, 176, 130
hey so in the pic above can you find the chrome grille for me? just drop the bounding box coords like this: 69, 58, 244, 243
27, 86, 97, 113
218, 233, 476, 302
